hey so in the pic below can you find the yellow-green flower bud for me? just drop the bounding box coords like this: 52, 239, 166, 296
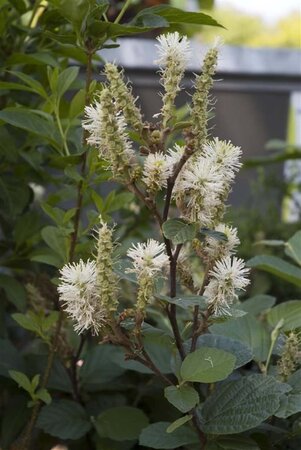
95, 220, 119, 314
104, 63, 144, 134
190, 41, 219, 152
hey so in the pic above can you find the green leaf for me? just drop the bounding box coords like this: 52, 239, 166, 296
94, 406, 149, 441
9, 71, 48, 98
200, 375, 290, 434
30, 249, 63, 268
53, 0, 92, 26
37, 399, 91, 439
192, 334, 253, 369
166, 415, 192, 433
156, 294, 207, 310
247, 255, 301, 287
206, 436, 260, 450
162, 218, 198, 244
210, 314, 270, 362
41, 226, 68, 262
56, 66, 79, 100
139, 422, 198, 449
9, 371, 32, 394
132, 5, 222, 27
0, 108, 60, 147
12, 312, 41, 336
285, 231, 301, 266
267, 300, 301, 331
69, 88, 86, 118
0, 339, 25, 377
36, 388, 52, 405
164, 385, 199, 413
239, 295, 276, 315
180, 347, 236, 383
79, 345, 125, 390
0, 274, 27, 311
276, 369, 301, 418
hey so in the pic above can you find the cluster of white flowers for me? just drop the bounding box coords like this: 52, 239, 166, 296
204, 256, 250, 316
174, 138, 242, 226
155, 31, 191, 69
204, 223, 240, 260
142, 152, 171, 194
83, 89, 135, 179
127, 239, 169, 278
127, 239, 169, 312
58, 260, 105, 335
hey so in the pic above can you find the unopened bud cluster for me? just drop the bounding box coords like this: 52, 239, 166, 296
278, 332, 301, 380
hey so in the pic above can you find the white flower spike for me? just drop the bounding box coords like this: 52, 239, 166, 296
58, 260, 105, 335
204, 256, 250, 316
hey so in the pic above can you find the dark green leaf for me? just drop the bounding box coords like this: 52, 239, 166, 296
0, 395, 30, 449
139, 422, 198, 449
210, 314, 270, 362
206, 436, 260, 450
267, 300, 301, 331
276, 369, 301, 418
132, 5, 222, 27
164, 385, 199, 413
239, 295, 276, 315
0, 339, 25, 377
200, 375, 290, 434
80, 345, 125, 390
162, 218, 198, 244
0, 274, 27, 311
94, 406, 149, 441
37, 399, 91, 439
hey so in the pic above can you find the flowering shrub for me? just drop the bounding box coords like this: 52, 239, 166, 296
53, 34, 300, 448
1, 2, 301, 449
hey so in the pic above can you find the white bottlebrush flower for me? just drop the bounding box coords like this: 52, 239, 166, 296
174, 157, 224, 226
203, 138, 242, 182
142, 152, 171, 194
58, 260, 105, 335
83, 101, 103, 148
204, 256, 250, 316
155, 32, 191, 69
127, 239, 169, 278
83, 89, 135, 180
204, 223, 240, 260
127, 239, 169, 312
